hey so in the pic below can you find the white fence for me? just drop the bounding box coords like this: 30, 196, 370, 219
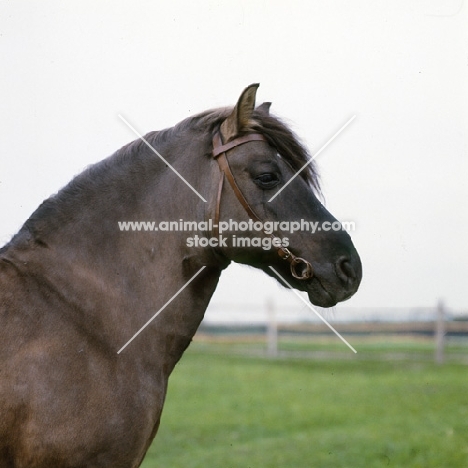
199, 300, 468, 364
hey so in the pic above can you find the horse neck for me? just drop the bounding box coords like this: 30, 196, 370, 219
5, 132, 225, 372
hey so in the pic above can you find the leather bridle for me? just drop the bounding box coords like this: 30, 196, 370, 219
211, 131, 314, 280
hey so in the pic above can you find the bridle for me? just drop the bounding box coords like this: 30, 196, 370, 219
211, 131, 314, 280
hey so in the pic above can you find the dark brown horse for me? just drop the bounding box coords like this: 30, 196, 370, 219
0, 84, 361, 467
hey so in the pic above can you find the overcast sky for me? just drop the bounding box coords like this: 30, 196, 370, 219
1, 1, 467, 321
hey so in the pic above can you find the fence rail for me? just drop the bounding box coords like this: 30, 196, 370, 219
196, 301, 468, 364
199, 320, 468, 337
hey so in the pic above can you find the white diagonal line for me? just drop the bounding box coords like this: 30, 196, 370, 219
268, 266, 357, 353
118, 114, 207, 202
117, 266, 206, 354
268, 115, 356, 202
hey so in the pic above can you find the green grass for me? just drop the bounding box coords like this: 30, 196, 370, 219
141, 342, 468, 467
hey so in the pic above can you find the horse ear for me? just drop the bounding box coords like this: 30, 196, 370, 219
220, 83, 259, 141
256, 102, 271, 115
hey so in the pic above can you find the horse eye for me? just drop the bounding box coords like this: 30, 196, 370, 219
255, 173, 280, 188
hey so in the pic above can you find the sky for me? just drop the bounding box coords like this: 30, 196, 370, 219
1, 1, 467, 322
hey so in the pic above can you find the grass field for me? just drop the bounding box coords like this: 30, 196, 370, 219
141, 339, 468, 467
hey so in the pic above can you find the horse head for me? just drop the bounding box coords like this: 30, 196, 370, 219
209, 84, 362, 307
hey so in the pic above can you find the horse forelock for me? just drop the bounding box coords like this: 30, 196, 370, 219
172, 107, 322, 196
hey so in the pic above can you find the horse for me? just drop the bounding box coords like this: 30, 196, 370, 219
0, 84, 361, 467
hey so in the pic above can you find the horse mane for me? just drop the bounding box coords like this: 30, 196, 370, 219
2, 106, 321, 251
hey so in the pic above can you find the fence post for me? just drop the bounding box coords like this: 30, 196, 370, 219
266, 298, 278, 357
435, 299, 445, 365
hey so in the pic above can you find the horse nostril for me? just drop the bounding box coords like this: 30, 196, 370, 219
335, 256, 356, 285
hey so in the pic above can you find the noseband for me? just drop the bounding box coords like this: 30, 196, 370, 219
212, 131, 313, 281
